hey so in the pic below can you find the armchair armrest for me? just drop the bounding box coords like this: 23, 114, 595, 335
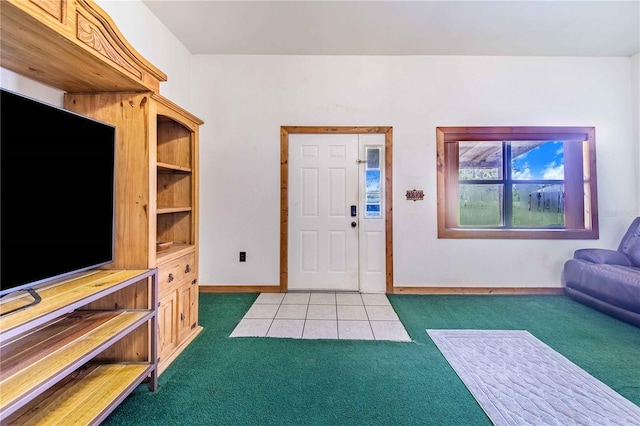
573, 248, 633, 266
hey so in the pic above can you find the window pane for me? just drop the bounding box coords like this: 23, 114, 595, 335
366, 148, 380, 169
366, 204, 381, 217
459, 184, 503, 226
511, 141, 564, 180
364, 148, 382, 218
512, 184, 565, 227
366, 193, 381, 204
366, 170, 380, 192
459, 141, 502, 180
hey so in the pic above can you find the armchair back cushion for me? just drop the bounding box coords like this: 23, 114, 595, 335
618, 217, 640, 267
574, 249, 633, 266
626, 241, 640, 267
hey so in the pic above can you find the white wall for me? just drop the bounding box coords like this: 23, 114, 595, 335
0, 69, 63, 104
632, 53, 640, 214
192, 55, 638, 288
95, 0, 195, 111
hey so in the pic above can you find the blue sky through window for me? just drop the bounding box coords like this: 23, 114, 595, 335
512, 141, 564, 180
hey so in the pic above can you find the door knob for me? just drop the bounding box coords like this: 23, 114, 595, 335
351, 222, 357, 228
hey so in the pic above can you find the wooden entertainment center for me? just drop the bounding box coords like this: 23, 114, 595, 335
0, 0, 203, 423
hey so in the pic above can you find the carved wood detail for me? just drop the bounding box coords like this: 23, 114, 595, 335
2, 0, 166, 92
30, 0, 65, 23
76, 12, 142, 80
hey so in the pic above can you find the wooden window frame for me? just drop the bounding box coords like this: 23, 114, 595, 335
436, 126, 599, 239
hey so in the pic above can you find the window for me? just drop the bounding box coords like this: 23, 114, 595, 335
365, 147, 382, 218
436, 127, 598, 239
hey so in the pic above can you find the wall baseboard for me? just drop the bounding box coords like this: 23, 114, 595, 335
199, 285, 564, 295
392, 287, 564, 295
199, 285, 280, 293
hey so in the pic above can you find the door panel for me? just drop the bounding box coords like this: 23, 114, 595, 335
289, 134, 359, 291
328, 230, 347, 272
363, 230, 384, 272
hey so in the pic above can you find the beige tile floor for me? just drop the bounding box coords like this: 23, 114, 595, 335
230, 292, 411, 341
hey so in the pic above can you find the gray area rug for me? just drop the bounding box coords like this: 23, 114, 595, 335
427, 329, 640, 426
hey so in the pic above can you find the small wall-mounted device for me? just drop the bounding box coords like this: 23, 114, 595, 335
239, 251, 246, 262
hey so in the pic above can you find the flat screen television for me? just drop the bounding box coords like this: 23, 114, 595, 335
1, 88, 116, 311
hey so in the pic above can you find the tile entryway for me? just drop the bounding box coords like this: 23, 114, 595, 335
230, 292, 411, 341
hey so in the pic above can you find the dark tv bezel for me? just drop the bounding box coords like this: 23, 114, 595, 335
0, 88, 117, 302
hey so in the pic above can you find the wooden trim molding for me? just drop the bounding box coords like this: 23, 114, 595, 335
280, 127, 290, 293
393, 287, 565, 295
200, 285, 564, 296
199, 285, 281, 293
384, 128, 394, 293
280, 126, 394, 293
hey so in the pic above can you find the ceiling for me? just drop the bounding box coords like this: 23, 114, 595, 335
141, 0, 640, 57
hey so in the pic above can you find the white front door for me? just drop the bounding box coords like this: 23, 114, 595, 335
288, 134, 359, 291
288, 133, 387, 292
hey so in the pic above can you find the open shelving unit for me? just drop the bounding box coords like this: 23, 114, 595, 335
154, 102, 202, 371
156, 109, 198, 260
0, 0, 204, 422
62, 90, 203, 375
0, 269, 158, 425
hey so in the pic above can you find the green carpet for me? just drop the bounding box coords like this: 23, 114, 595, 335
103, 293, 640, 426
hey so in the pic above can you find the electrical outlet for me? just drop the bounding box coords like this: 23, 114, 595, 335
239, 251, 246, 262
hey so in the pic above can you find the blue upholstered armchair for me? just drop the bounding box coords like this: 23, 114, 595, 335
563, 217, 640, 327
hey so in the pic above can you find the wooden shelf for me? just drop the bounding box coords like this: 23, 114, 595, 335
0, 270, 153, 341
3, 363, 153, 425
156, 244, 196, 264
157, 162, 192, 174
157, 207, 193, 215
1, 310, 152, 418
0, 269, 158, 425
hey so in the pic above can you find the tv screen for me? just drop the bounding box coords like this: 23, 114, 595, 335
1, 88, 116, 299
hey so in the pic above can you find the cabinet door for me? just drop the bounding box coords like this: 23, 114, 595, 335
188, 279, 198, 332
158, 291, 178, 362
178, 283, 194, 342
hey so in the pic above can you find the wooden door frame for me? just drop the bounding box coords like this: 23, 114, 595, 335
280, 126, 394, 293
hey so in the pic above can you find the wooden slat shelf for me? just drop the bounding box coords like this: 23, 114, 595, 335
157, 162, 192, 174
0, 270, 152, 341
156, 206, 193, 215
4, 363, 152, 426
0, 268, 158, 425
0, 310, 152, 418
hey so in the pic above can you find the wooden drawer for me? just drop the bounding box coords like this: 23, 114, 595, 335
181, 253, 197, 285
157, 253, 197, 297
158, 261, 181, 297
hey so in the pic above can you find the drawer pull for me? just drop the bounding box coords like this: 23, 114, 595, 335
168, 273, 174, 283
185, 264, 192, 273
